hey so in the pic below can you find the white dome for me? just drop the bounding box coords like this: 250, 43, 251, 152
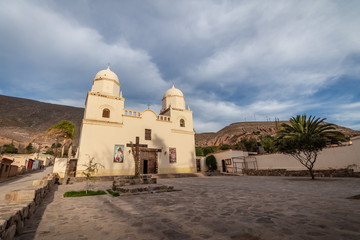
163, 85, 184, 98
94, 66, 119, 83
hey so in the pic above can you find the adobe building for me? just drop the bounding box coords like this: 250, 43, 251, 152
74, 67, 196, 176
0, 156, 18, 181
203, 149, 255, 174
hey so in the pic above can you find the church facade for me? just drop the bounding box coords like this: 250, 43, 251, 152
76, 67, 196, 176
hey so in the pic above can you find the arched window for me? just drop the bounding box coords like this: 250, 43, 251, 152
102, 108, 110, 118
180, 119, 185, 127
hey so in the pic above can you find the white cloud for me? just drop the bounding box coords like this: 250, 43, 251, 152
186, 0, 360, 101
0, 0, 167, 99
0, 0, 359, 132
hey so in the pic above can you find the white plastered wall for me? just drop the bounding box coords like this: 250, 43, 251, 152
77, 108, 196, 176
255, 136, 360, 171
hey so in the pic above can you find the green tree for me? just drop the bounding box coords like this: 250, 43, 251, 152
205, 155, 217, 171
81, 156, 104, 194
219, 144, 230, 150
195, 147, 204, 156
235, 138, 258, 152
275, 115, 345, 180
25, 143, 35, 153
259, 135, 277, 153
1, 143, 18, 154
203, 146, 217, 156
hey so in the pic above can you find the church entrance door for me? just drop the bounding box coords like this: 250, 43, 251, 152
140, 150, 158, 174
143, 160, 148, 174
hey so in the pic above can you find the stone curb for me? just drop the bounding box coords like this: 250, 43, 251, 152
0, 173, 59, 240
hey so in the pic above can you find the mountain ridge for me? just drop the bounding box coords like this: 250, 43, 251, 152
1, 94, 359, 148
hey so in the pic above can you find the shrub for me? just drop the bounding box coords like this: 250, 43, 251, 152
206, 155, 217, 171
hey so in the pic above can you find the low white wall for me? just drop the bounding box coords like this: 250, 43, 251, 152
256, 136, 360, 171
53, 158, 68, 178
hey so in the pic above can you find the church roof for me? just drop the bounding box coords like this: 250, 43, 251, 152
94, 66, 119, 83
163, 85, 184, 98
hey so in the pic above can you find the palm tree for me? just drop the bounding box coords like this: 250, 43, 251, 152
275, 115, 345, 180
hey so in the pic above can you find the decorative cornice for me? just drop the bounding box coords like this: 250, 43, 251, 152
93, 77, 120, 86
88, 92, 124, 101
83, 119, 123, 127
171, 129, 195, 135
162, 95, 185, 101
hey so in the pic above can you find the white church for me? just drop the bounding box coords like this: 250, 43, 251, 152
75, 67, 196, 176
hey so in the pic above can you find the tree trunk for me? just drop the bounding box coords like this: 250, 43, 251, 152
61, 144, 65, 157
55, 139, 59, 158
309, 168, 315, 180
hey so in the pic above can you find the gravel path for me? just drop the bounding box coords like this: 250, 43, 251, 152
0, 166, 53, 202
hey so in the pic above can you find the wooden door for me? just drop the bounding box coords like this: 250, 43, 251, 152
140, 150, 158, 174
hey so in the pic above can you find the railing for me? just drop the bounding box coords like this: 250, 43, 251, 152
156, 115, 171, 121
123, 109, 171, 121
124, 109, 141, 117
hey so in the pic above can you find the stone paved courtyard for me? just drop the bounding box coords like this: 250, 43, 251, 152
16, 176, 360, 240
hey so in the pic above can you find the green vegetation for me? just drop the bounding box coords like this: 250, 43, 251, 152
235, 138, 258, 152
45, 150, 54, 155
51, 143, 62, 148
1, 143, 18, 154
25, 143, 35, 153
219, 144, 230, 150
259, 135, 277, 153
195, 146, 220, 156
63, 190, 106, 197
81, 156, 104, 193
47, 120, 75, 158
275, 115, 345, 180
107, 189, 120, 197
195, 147, 204, 156
205, 155, 217, 171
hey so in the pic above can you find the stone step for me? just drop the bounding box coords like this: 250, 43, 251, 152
155, 173, 204, 178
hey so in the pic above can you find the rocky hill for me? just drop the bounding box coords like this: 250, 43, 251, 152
0, 95, 84, 147
1, 94, 359, 149
195, 121, 360, 147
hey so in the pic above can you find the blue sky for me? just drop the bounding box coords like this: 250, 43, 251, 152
0, 0, 359, 132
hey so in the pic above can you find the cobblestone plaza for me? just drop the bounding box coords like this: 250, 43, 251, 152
17, 176, 360, 240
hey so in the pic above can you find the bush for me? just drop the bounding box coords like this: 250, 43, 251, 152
206, 155, 217, 171
26, 143, 35, 153
203, 146, 217, 155
45, 150, 54, 155
219, 144, 230, 150
195, 147, 204, 156
235, 138, 258, 152
1, 143, 18, 154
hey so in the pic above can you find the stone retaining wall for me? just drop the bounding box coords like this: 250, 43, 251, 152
0, 173, 58, 240
113, 175, 157, 188
243, 168, 360, 177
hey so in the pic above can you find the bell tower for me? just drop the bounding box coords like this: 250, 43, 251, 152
84, 66, 124, 123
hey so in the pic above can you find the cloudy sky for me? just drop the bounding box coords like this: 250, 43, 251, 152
0, 0, 359, 132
